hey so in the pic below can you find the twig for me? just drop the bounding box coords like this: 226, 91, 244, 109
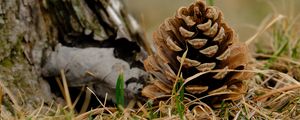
79, 86, 91, 114
60, 69, 73, 111
55, 77, 66, 101
72, 86, 85, 110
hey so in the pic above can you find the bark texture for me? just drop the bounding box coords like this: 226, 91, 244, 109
0, 0, 54, 117
0, 0, 148, 117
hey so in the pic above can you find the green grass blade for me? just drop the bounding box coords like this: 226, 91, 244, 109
170, 48, 188, 112
146, 100, 157, 120
116, 73, 125, 110
88, 112, 93, 120
220, 101, 229, 120
292, 38, 300, 59
265, 28, 289, 68
175, 75, 184, 120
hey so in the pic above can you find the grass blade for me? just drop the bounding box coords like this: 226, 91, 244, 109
292, 38, 300, 59
265, 28, 289, 68
116, 72, 125, 110
175, 74, 185, 120
146, 100, 156, 120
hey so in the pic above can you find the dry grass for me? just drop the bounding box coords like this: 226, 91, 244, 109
1, 1, 300, 120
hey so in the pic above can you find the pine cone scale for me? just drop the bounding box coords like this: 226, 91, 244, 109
216, 47, 230, 60
199, 45, 218, 57
165, 36, 183, 51
187, 38, 207, 49
197, 19, 212, 31
185, 85, 208, 94
213, 27, 225, 42
179, 27, 195, 38
196, 62, 216, 72
202, 22, 218, 37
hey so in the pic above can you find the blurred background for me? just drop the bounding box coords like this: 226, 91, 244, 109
124, 0, 300, 43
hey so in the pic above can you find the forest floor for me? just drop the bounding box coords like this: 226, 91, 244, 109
1, 0, 300, 120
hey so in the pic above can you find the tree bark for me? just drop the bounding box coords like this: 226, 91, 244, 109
0, 0, 148, 117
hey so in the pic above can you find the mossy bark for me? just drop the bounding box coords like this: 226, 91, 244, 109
0, 0, 54, 117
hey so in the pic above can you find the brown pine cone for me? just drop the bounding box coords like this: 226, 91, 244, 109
141, 0, 252, 104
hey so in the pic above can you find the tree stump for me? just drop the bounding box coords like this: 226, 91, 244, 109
0, 0, 149, 117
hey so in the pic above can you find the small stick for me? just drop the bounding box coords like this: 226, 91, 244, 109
60, 69, 73, 111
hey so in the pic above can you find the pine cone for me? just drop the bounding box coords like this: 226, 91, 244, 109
141, 0, 252, 103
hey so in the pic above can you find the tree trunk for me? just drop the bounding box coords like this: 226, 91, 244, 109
0, 0, 148, 118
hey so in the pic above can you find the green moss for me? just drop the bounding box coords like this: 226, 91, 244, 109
0, 58, 13, 67
14, 34, 24, 55
0, 39, 5, 48
0, 34, 24, 68
0, 39, 10, 60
